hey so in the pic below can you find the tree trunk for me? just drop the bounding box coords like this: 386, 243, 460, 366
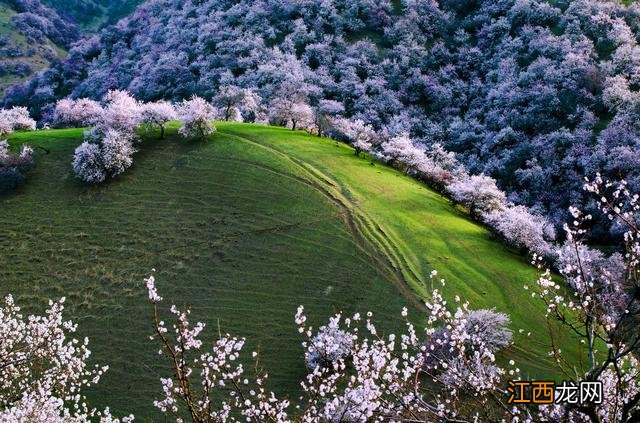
160, 125, 165, 139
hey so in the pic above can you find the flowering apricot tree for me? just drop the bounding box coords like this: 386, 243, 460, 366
0, 107, 36, 133
53, 98, 103, 128
177, 96, 217, 139
333, 118, 376, 157
533, 175, 640, 423
140, 101, 177, 139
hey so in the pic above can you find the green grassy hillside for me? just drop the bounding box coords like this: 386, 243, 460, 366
2, 123, 576, 420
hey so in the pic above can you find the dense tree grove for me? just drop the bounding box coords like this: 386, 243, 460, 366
0, 0, 81, 90
40, 0, 144, 29
4, 0, 640, 242
5, 0, 79, 48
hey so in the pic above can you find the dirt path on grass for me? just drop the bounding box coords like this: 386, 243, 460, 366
219, 129, 426, 311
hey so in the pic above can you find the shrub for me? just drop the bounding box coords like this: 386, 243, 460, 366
72, 130, 135, 183
0, 142, 35, 194
100, 129, 136, 177
72, 141, 106, 183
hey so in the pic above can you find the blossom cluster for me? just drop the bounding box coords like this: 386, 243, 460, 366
0, 107, 36, 194
67, 91, 184, 183
0, 295, 132, 422
145, 272, 520, 422
176, 96, 217, 139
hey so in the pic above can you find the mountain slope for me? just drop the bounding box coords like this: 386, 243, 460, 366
41, 0, 144, 30
0, 0, 78, 96
5, 0, 640, 242
0, 0, 144, 96
2, 123, 577, 420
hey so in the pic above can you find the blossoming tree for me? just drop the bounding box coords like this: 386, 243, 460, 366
177, 96, 217, 140
0, 295, 132, 422
333, 118, 376, 157
139, 101, 177, 139
53, 98, 104, 128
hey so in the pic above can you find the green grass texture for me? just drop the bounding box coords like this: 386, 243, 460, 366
2, 123, 579, 420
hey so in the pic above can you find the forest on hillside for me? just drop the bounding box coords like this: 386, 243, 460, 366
4, 0, 640, 244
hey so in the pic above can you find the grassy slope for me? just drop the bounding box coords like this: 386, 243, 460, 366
219, 124, 580, 370
2, 123, 578, 420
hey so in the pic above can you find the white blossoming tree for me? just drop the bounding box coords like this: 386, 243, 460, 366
0, 295, 132, 422
72, 142, 107, 183
70, 91, 141, 184
447, 174, 507, 218
139, 101, 177, 139
53, 98, 104, 128
313, 100, 344, 138
177, 96, 217, 140
533, 175, 640, 423
99, 90, 141, 133
213, 86, 262, 122
484, 204, 557, 259
333, 118, 376, 157
268, 98, 315, 132
0, 107, 37, 133
72, 129, 136, 183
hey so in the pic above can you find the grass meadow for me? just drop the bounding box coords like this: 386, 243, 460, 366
1, 123, 578, 420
